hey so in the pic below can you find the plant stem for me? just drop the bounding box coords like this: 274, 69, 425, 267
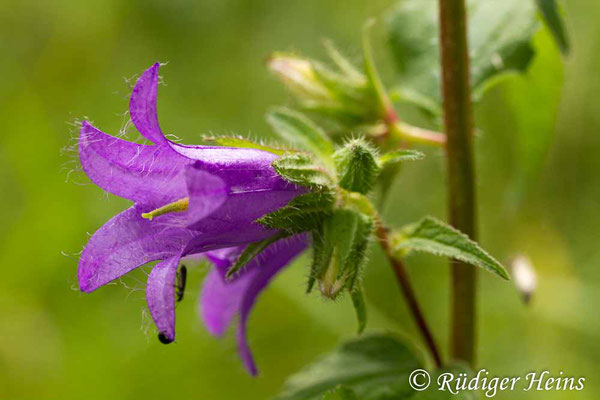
438, 0, 478, 365
375, 223, 442, 368
389, 120, 447, 147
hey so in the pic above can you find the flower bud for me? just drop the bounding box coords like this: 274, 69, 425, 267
268, 48, 379, 130
267, 54, 331, 102
334, 138, 380, 195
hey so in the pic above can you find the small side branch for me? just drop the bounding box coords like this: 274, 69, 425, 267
375, 223, 442, 368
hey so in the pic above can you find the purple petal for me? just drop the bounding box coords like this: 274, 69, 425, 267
79, 121, 192, 207
129, 63, 166, 144
146, 255, 181, 341
198, 235, 308, 375
185, 166, 229, 224
237, 234, 309, 375
185, 156, 304, 232
200, 266, 248, 337
78, 206, 194, 293
204, 247, 244, 274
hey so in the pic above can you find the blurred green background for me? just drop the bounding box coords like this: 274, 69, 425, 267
0, 0, 598, 399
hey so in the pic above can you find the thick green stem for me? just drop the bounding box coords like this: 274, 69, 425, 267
438, 0, 477, 365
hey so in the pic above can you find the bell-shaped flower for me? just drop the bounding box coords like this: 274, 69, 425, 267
77, 63, 307, 370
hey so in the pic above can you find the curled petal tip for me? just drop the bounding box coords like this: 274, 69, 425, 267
77, 265, 96, 293
130, 63, 166, 144
158, 332, 174, 344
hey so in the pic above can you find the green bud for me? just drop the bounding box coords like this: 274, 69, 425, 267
268, 46, 380, 130
334, 138, 380, 194
309, 208, 373, 299
267, 54, 331, 102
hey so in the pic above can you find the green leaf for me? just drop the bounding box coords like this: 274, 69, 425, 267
202, 135, 287, 156
257, 191, 335, 234
394, 217, 509, 280
273, 153, 334, 188
535, 0, 569, 54
334, 138, 380, 195
321, 386, 359, 400
274, 334, 421, 400
226, 233, 286, 279
350, 287, 367, 334
267, 108, 335, 163
378, 149, 425, 168
387, 0, 538, 102
476, 30, 563, 208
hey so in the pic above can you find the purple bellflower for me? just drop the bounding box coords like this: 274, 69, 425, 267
78, 63, 308, 374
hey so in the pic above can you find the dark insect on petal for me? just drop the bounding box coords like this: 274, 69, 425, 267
158, 332, 173, 344
175, 265, 187, 302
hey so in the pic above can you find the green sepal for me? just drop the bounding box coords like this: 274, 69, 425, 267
202, 135, 287, 156
266, 107, 335, 163
322, 39, 364, 82
377, 149, 425, 168
350, 287, 367, 334
334, 138, 380, 195
306, 224, 328, 294
311, 208, 373, 299
225, 232, 287, 279
393, 216, 509, 280
272, 153, 335, 188
256, 191, 335, 234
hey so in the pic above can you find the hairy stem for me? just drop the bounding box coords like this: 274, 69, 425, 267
438, 0, 478, 365
375, 223, 442, 368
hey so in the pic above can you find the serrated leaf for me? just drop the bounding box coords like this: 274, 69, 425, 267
378, 149, 425, 168
334, 139, 380, 195
321, 386, 359, 400
394, 217, 509, 280
350, 287, 367, 334
257, 191, 335, 234
387, 0, 538, 102
273, 153, 334, 188
267, 108, 335, 163
535, 0, 569, 54
274, 334, 421, 400
226, 233, 286, 279
203, 136, 287, 156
